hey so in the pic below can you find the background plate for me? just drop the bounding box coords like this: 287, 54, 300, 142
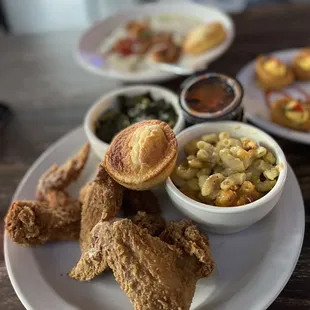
77, 2, 235, 82
237, 48, 310, 144
4, 127, 304, 310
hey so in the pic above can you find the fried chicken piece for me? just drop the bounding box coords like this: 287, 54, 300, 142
70, 211, 164, 281
69, 164, 123, 281
122, 189, 160, 216
160, 219, 215, 278
126, 20, 150, 39
36, 144, 90, 201
5, 191, 81, 246
68, 219, 118, 281
151, 32, 173, 46
94, 219, 199, 310
132, 211, 165, 236
79, 164, 123, 252
151, 42, 181, 64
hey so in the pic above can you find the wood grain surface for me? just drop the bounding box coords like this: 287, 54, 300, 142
0, 3, 310, 310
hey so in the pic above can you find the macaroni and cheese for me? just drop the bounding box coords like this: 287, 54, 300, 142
171, 132, 280, 207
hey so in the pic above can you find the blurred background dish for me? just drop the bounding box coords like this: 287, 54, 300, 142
237, 48, 310, 144
77, 2, 235, 82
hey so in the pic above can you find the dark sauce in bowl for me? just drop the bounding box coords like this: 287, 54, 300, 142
185, 77, 235, 113
180, 73, 244, 123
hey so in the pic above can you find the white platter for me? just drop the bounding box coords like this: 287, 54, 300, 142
237, 48, 310, 144
77, 2, 234, 82
4, 127, 304, 310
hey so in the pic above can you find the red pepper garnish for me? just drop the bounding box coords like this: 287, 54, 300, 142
112, 38, 135, 56
292, 103, 304, 112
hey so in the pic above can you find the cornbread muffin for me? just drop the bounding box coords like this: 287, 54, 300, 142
183, 22, 226, 55
256, 56, 294, 90
104, 120, 177, 190
271, 97, 310, 131
292, 48, 310, 80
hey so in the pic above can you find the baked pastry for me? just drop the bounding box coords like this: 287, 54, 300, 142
271, 97, 310, 131
256, 56, 294, 90
105, 120, 177, 190
292, 48, 310, 80
183, 22, 226, 55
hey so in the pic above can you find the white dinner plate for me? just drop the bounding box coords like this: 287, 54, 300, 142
4, 127, 304, 310
237, 48, 310, 144
77, 2, 234, 82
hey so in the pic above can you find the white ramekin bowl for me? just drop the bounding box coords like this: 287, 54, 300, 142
166, 121, 288, 234
84, 85, 185, 160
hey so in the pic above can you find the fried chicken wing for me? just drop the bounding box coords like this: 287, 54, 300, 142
151, 42, 181, 64
79, 164, 123, 252
68, 219, 118, 281
70, 164, 123, 281
36, 144, 90, 201
95, 219, 199, 310
5, 191, 81, 246
122, 189, 160, 216
132, 211, 165, 236
5, 144, 90, 246
160, 219, 215, 278
70, 211, 164, 281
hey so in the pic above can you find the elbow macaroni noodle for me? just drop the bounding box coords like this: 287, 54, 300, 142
171, 132, 280, 207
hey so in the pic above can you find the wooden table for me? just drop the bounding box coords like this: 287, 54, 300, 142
0, 3, 310, 309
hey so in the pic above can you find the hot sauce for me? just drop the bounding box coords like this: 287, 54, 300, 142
184, 77, 235, 113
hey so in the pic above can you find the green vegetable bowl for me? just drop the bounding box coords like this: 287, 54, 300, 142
84, 85, 185, 160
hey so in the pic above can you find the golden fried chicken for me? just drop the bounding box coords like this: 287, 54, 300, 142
151, 42, 181, 64
126, 20, 150, 39
68, 219, 119, 281
5, 191, 81, 246
132, 211, 165, 236
122, 189, 160, 216
160, 219, 215, 278
70, 211, 164, 281
70, 164, 123, 281
36, 144, 90, 201
91, 219, 200, 310
79, 164, 123, 253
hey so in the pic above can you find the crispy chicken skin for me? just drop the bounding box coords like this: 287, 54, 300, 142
70, 164, 123, 281
5, 192, 81, 246
160, 219, 215, 278
95, 219, 199, 310
132, 211, 165, 236
70, 211, 164, 281
68, 219, 118, 281
36, 144, 90, 201
122, 189, 161, 216
5, 144, 90, 246
79, 164, 123, 253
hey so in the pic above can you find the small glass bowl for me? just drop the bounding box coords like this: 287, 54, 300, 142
180, 72, 244, 124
